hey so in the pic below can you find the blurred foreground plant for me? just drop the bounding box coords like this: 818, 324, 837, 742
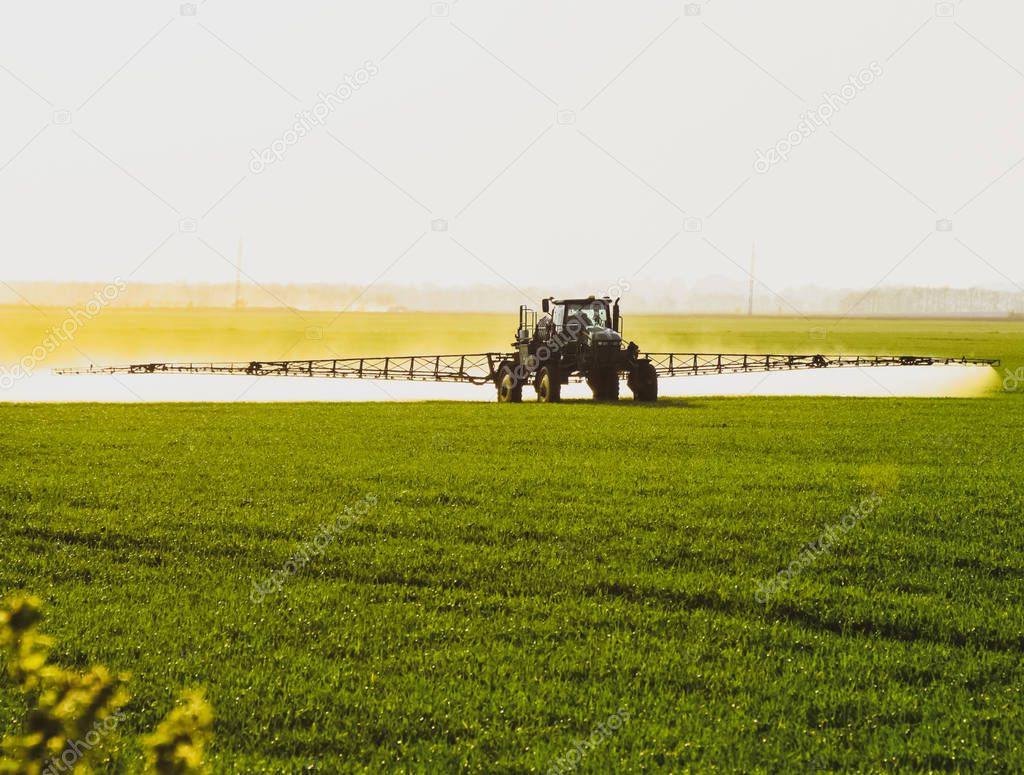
142, 690, 213, 775
0, 595, 213, 775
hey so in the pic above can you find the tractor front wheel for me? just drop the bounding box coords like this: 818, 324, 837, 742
588, 368, 620, 402
496, 362, 523, 403
535, 365, 561, 403
628, 361, 658, 402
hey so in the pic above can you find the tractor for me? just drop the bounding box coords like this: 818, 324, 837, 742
494, 296, 658, 403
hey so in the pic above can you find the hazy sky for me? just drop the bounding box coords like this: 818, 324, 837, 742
2, 0, 1023, 297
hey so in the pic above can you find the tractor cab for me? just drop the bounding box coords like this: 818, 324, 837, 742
541, 296, 621, 343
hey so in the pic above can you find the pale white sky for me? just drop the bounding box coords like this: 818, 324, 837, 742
1, 0, 1023, 295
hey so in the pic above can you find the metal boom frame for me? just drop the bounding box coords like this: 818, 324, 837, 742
55, 352, 998, 384
644, 353, 997, 377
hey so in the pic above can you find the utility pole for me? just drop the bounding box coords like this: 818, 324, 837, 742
747, 241, 755, 316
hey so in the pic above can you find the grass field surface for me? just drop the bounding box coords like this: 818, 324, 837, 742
2, 313, 1023, 771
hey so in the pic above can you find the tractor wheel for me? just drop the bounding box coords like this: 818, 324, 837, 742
535, 365, 561, 403
588, 368, 620, 402
629, 361, 658, 402
496, 362, 523, 403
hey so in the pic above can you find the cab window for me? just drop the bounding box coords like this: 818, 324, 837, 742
553, 304, 565, 330
565, 301, 608, 328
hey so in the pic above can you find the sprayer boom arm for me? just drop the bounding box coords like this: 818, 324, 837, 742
645, 353, 997, 377
55, 354, 505, 385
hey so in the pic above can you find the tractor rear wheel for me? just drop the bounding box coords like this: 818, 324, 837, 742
588, 368, 620, 402
535, 365, 561, 403
496, 362, 523, 403
628, 361, 658, 402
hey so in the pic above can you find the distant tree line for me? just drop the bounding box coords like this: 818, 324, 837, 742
2, 281, 1022, 317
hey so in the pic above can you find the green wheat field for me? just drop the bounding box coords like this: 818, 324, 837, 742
2, 308, 1023, 772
